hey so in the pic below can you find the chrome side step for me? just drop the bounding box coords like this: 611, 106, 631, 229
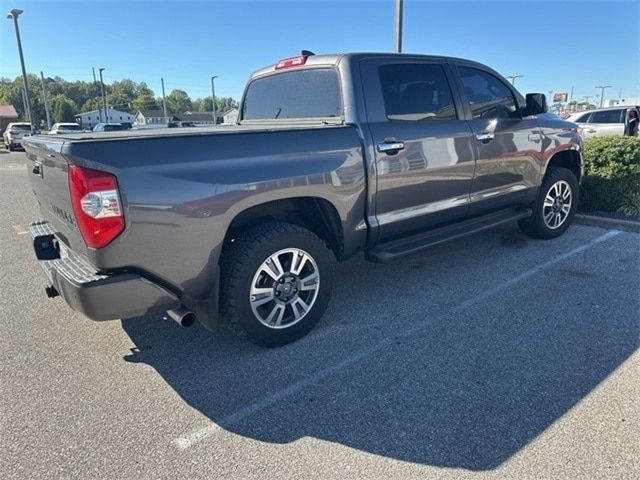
366, 207, 532, 263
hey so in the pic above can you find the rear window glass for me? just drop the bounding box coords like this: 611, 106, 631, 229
243, 68, 341, 120
104, 124, 125, 131
11, 124, 31, 131
379, 64, 457, 121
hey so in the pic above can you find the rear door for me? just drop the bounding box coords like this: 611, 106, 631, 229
584, 109, 625, 137
453, 64, 542, 214
360, 58, 476, 241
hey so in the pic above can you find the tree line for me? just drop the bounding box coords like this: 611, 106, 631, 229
0, 74, 238, 126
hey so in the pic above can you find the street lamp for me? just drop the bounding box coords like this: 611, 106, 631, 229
211, 75, 218, 126
395, 0, 403, 53
595, 85, 611, 108
98, 68, 108, 123
505, 75, 524, 87
7, 8, 34, 133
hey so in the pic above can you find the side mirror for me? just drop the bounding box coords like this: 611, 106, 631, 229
525, 93, 548, 116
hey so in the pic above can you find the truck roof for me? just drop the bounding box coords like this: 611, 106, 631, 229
249, 52, 487, 79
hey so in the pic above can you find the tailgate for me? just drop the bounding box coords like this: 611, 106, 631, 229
23, 136, 88, 257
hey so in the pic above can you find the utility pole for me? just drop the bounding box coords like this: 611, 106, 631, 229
92, 67, 96, 83
21, 87, 30, 123
211, 75, 218, 125
595, 85, 611, 108
395, 0, 403, 53
98, 67, 107, 123
40, 71, 51, 129
505, 75, 524, 87
7, 9, 34, 133
161, 77, 168, 123
583, 95, 593, 107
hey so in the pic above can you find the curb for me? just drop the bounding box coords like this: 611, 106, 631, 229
575, 214, 640, 233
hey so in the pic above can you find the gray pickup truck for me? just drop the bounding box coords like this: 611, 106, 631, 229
24, 52, 582, 347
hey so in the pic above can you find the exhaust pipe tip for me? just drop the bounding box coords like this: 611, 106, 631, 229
167, 306, 196, 327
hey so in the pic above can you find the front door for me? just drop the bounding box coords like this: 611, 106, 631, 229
455, 65, 542, 214
360, 59, 476, 242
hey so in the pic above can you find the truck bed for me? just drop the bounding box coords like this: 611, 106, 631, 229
49, 122, 344, 143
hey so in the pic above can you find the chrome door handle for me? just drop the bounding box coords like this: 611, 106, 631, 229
475, 133, 494, 142
377, 140, 405, 153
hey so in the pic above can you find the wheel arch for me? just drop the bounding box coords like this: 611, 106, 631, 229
222, 196, 345, 261
544, 149, 582, 183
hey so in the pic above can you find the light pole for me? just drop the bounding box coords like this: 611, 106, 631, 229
7, 8, 34, 132
395, 0, 403, 53
595, 85, 611, 108
40, 71, 51, 129
211, 75, 218, 125
98, 68, 108, 123
505, 75, 523, 87
161, 77, 168, 123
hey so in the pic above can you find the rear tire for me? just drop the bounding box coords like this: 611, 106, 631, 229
220, 222, 335, 347
519, 167, 578, 239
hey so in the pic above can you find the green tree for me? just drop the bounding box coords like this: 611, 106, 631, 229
193, 96, 238, 113
132, 94, 160, 112
166, 89, 192, 114
50, 94, 77, 122
0, 73, 238, 124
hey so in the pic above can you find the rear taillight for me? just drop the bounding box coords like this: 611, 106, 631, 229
68, 165, 124, 248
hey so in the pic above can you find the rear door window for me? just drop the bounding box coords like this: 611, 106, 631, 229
243, 68, 341, 120
378, 63, 457, 121
590, 109, 624, 124
459, 67, 519, 119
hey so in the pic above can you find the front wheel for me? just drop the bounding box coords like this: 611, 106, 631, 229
519, 167, 578, 239
220, 222, 335, 347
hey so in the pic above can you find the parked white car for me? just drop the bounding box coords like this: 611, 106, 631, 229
2, 122, 32, 151
567, 106, 640, 138
49, 122, 84, 135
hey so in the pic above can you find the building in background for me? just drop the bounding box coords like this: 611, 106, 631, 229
75, 108, 134, 129
0, 105, 20, 133
604, 97, 640, 108
134, 110, 173, 126
178, 112, 216, 126
135, 110, 218, 127
223, 108, 239, 125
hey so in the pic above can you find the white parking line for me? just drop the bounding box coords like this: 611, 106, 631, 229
12, 224, 28, 235
173, 229, 621, 450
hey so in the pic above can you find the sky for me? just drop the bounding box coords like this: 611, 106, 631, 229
1, 0, 639, 103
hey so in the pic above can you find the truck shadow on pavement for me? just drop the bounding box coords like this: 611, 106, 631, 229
121, 227, 638, 470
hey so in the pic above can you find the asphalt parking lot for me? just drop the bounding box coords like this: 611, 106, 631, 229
1, 149, 638, 479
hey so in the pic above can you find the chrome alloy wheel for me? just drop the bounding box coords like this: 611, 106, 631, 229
543, 180, 572, 229
249, 248, 320, 329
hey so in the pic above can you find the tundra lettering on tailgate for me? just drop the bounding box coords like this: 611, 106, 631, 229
51, 203, 77, 227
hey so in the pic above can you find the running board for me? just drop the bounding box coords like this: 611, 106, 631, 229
366, 207, 532, 263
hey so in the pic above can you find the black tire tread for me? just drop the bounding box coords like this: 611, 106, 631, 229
219, 222, 333, 347
518, 167, 578, 239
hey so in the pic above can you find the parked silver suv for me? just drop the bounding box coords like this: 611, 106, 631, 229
567, 106, 640, 138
